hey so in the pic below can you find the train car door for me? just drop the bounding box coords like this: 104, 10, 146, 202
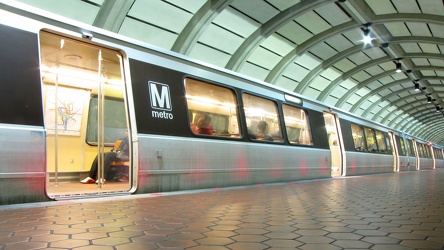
388, 132, 400, 172
323, 112, 345, 177
39, 30, 133, 198
412, 139, 420, 170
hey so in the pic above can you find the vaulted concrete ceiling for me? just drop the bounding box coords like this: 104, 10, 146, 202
15, 0, 444, 144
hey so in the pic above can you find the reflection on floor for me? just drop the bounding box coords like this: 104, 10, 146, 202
46, 181, 130, 196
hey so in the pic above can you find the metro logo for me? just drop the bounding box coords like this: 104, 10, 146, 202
148, 81, 172, 111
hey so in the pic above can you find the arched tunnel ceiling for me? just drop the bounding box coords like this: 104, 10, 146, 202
15, 0, 444, 144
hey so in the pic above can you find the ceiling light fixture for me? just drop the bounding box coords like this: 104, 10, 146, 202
362, 23, 372, 44
395, 59, 402, 73
414, 82, 420, 91
427, 95, 432, 103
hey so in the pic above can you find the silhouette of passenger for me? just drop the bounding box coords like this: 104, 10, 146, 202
195, 114, 213, 135
256, 121, 272, 141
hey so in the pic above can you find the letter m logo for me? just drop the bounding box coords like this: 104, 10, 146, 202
148, 81, 172, 111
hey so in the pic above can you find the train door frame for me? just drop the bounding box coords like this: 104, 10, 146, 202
323, 112, 346, 177
39, 29, 136, 198
412, 139, 420, 170
430, 144, 436, 170
388, 132, 400, 172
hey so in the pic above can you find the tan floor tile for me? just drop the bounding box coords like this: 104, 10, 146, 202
226, 242, 269, 250
157, 239, 198, 248
297, 235, 334, 244
30, 233, 69, 242
332, 239, 372, 248
234, 228, 268, 235
388, 232, 427, 240
263, 239, 303, 248
0, 236, 29, 244
188, 246, 229, 250
49, 239, 90, 248
115, 242, 158, 250
196, 237, 234, 245
231, 234, 268, 242
326, 232, 363, 240
400, 239, 444, 249
168, 232, 205, 241
91, 237, 131, 246
3, 241, 48, 249
298, 243, 342, 250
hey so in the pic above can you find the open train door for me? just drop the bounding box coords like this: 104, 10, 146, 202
323, 112, 345, 177
40, 30, 134, 198
388, 131, 400, 172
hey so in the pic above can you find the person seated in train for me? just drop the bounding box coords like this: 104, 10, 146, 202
195, 114, 213, 135
255, 121, 273, 141
81, 132, 129, 184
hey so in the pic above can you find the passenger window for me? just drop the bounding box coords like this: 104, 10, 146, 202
407, 140, 414, 156
86, 97, 127, 146
364, 128, 377, 152
351, 124, 366, 151
184, 78, 240, 137
243, 93, 282, 142
398, 137, 406, 155
282, 105, 312, 145
418, 144, 424, 157
375, 130, 387, 153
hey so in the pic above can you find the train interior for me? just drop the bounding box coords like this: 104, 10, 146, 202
39, 30, 132, 197
323, 113, 343, 177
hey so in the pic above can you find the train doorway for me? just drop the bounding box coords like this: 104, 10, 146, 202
388, 132, 400, 172
39, 30, 133, 198
323, 112, 344, 177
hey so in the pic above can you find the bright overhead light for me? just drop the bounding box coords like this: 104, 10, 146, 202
427, 96, 432, 103
362, 29, 372, 44
395, 62, 402, 73
414, 82, 420, 91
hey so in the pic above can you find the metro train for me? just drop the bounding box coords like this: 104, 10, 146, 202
0, 2, 442, 205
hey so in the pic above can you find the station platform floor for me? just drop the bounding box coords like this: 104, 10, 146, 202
1, 169, 444, 250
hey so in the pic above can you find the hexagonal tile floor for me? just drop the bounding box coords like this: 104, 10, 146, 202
1, 169, 444, 249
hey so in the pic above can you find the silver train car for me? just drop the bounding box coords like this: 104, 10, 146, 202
0, 2, 442, 205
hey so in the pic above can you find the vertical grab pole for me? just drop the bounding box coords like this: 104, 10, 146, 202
54, 63, 59, 187
97, 50, 105, 188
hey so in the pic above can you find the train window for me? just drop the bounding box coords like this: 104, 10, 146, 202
184, 78, 240, 137
418, 144, 425, 157
242, 94, 283, 142
351, 124, 366, 151
375, 130, 387, 153
86, 97, 127, 145
364, 128, 378, 152
282, 105, 312, 145
437, 149, 443, 159
407, 139, 414, 156
398, 137, 406, 155
385, 135, 391, 152
425, 145, 431, 158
